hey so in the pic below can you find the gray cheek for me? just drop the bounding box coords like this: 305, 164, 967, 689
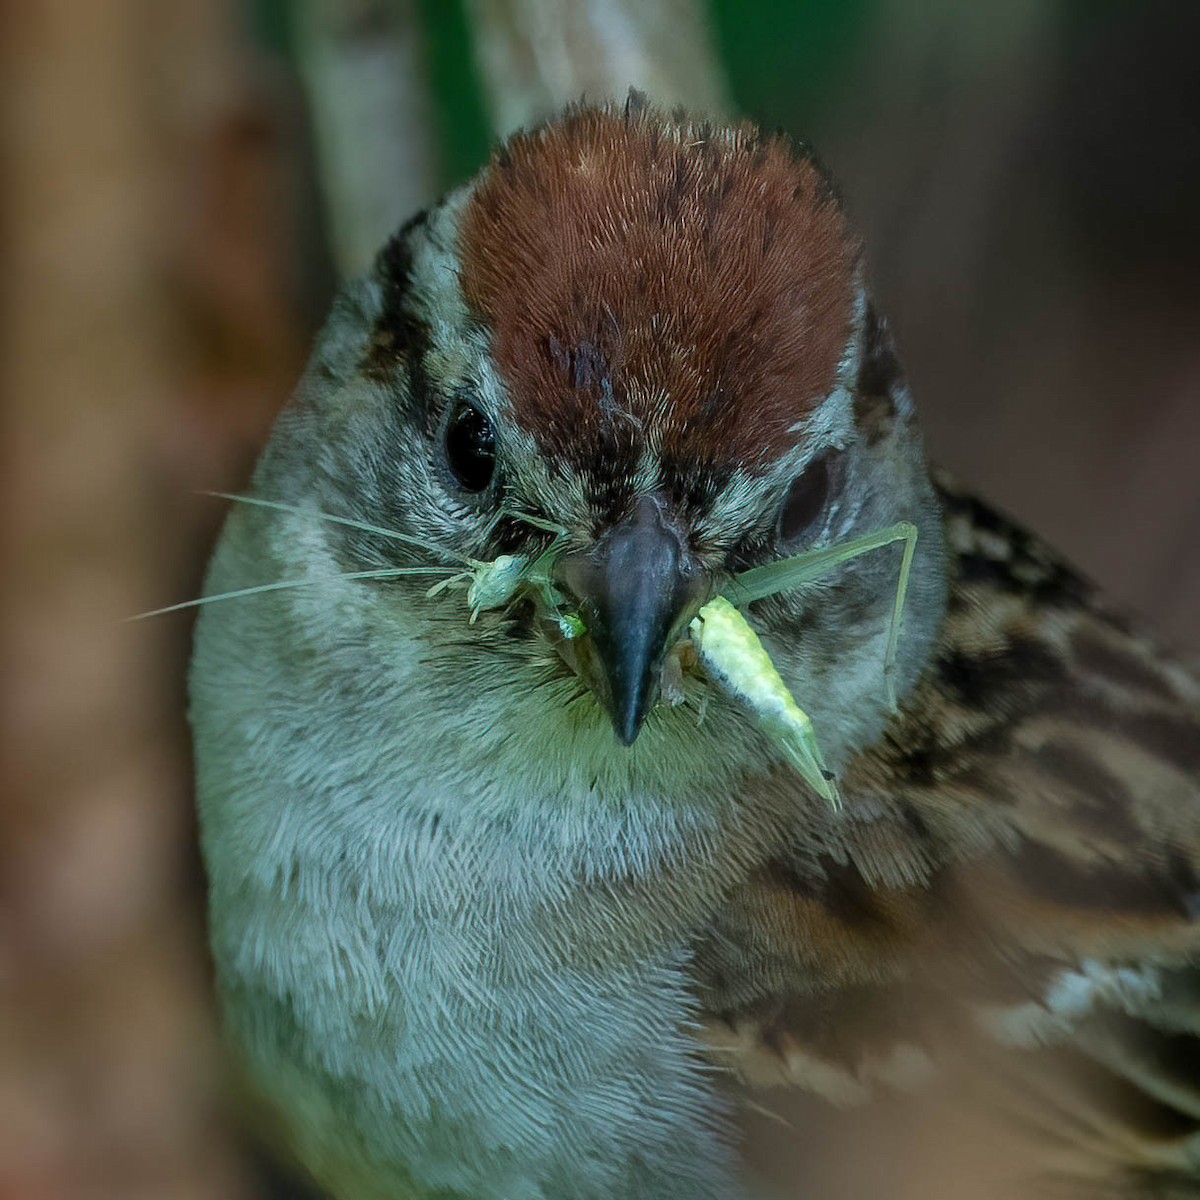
761, 558, 893, 655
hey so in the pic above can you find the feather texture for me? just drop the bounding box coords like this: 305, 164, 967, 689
190, 100, 1200, 1200
695, 475, 1200, 1196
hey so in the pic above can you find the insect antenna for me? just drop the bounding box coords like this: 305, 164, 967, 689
206, 493, 470, 565
131, 566, 450, 620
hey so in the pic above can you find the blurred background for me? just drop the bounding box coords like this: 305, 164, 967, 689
2, 1, 1199, 1196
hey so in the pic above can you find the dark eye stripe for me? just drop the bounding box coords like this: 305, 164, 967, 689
361, 213, 434, 389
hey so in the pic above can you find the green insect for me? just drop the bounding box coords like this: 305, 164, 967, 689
138, 492, 915, 814
452, 519, 918, 811
462, 551, 587, 639
429, 521, 586, 637
692, 521, 918, 812
134, 495, 583, 632
690, 594, 841, 807
427, 551, 536, 622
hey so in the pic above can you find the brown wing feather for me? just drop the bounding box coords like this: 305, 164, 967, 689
693, 477, 1200, 1197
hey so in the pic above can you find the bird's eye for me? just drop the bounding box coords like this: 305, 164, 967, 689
778, 452, 837, 544
444, 403, 496, 493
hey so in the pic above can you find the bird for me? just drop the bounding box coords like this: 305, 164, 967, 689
188, 96, 1200, 1200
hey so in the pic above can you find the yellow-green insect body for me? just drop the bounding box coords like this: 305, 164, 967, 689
689, 521, 919, 812
690, 596, 840, 809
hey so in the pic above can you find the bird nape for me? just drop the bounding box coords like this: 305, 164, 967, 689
187, 97, 1200, 1200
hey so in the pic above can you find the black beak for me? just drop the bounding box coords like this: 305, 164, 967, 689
557, 497, 707, 745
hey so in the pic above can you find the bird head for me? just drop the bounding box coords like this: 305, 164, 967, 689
204, 99, 948, 812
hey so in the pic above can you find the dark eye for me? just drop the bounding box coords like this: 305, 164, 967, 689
778, 452, 837, 544
445, 404, 496, 493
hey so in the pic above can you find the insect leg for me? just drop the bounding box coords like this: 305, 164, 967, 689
726, 521, 918, 710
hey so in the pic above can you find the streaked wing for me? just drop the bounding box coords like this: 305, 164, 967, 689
692, 477, 1200, 1197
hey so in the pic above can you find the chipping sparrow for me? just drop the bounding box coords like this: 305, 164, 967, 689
190, 98, 1200, 1199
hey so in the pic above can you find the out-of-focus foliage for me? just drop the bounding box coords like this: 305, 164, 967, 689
710, 0, 874, 129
